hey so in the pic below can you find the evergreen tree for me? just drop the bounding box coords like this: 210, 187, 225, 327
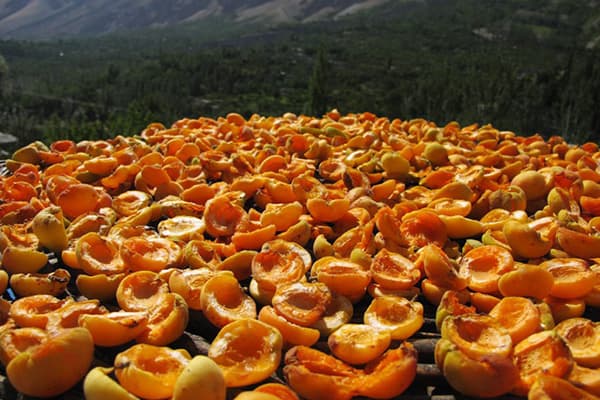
305, 45, 328, 117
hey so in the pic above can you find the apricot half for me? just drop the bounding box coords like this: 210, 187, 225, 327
114, 343, 191, 399
6, 327, 94, 398
208, 318, 283, 387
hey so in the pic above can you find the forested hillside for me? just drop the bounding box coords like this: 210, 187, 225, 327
1, 0, 600, 153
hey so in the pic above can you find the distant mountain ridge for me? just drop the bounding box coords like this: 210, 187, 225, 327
0, 0, 391, 39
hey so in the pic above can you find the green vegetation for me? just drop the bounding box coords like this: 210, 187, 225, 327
1, 0, 599, 152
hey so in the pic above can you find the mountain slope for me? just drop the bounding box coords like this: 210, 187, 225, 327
0, 0, 390, 39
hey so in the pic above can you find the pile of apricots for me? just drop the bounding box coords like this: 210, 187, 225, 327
1, 109, 600, 399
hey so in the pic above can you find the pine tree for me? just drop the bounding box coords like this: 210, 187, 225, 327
305, 45, 328, 117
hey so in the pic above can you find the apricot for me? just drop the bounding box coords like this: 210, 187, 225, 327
168, 267, 215, 310
79, 311, 149, 347
416, 244, 467, 290
76, 232, 126, 275
114, 343, 191, 399
116, 270, 169, 311
83, 367, 140, 400
208, 319, 283, 387
0, 327, 47, 367
435, 290, 476, 331
436, 339, 519, 398
1, 245, 48, 274
172, 355, 226, 400
120, 236, 183, 272
503, 219, 553, 259
9, 268, 71, 297
9, 294, 71, 328
328, 323, 391, 365
76, 272, 125, 302
254, 383, 300, 400
258, 305, 321, 347
497, 263, 554, 299
252, 239, 310, 292
283, 345, 361, 400
441, 313, 513, 362
137, 292, 189, 346
512, 330, 574, 396
31, 206, 68, 252
310, 294, 354, 336
541, 257, 597, 299
216, 250, 257, 280
529, 374, 599, 400
200, 271, 257, 328
6, 327, 94, 398
489, 296, 541, 344
555, 317, 600, 368
157, 215, 206, 241
271, 281, 332, 327
556, 227, 600, 259
370, 248, 421, 290
459, 244, 514, 293
363, 296, 424, 340
112, 190, 152, 216
512, 170, 551, 201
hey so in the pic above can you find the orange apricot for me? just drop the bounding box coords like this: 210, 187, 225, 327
530, 374, 599, 400
76, 272, 125, 302
6, 327, 94, 398
116, 270, 169, 311
310, 294, 354, 337
0, 327, 47, 367
313, 256, 371, 303
258, 305, 321, 348
120, 236, 183, 272
370, 248, 421, 290
136, 292, 189, 346
497, 262, 554, 299
252, 239, 310, 292
9, 294, 71, 328
400, 209, 447, 248
200, 272, 257, 328
254, 383, 300, 400
271, 281, 332, 327
363, 296, 424, 340
9, 268, 71, 297
79, 311, 149, 347
555, 317, 600, 368
459, 244, 514, 293
204, 192, 247, 238
540, 257, 597, 299
415, 244, 467, 290
114, 343, 191, 399
489, 296, 541, 344
209, 319, 283, 387
512, 330, 574, 396
168, 268, 216, 310
328, 323, 391, 365
76, 232, 126, 275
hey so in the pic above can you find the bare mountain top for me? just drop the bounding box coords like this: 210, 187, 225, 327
0, 0, 390, 39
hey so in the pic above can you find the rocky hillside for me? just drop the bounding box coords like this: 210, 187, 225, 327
0, 0, 390, 39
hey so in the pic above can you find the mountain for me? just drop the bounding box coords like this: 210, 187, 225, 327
0, 0, 391, 39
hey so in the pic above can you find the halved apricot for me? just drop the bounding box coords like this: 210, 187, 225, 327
252, 240, 310, 292
9, 268, 71, 297
271, 281, 332, 327
200, 272, 257, 328
328, 323, 391, 365
9, 294, 71, 328
120, 236, 183, 272
363, 296, 424, 340
540, 257, 597, 299
0, 327, 47, 367
489, 296, 541, 344
258, 305, 321, 347
79, 311, 149, 347
512, 330, 574, 396
114, 343, 191, 399
497, 262, 554, 299
441, 313, 513, 362
260, 201, 304, 232
6, 327, 94, 398
204, 192, 247, 238
83, 366, 139, 400
530, 374, 599, 400
313, 256, 371, 303
415, 244, 467, 291
435, 290, 476, 331
76, 232, 126, 275
283, 345, 360, 400
157, 215, 206, 241
208, 319, 283, 387
1, 245, 48, 274
168, 268, 216, 310
136, 292, 189, 346
76, 272, 125, 302
45, 299, 107, 332
459, 244, 514, 293
370, 248, 421, 290
555, 317, 600, 368
116, 270, 169, 311
254, 383, 300, 400
400, 209, 447, 248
